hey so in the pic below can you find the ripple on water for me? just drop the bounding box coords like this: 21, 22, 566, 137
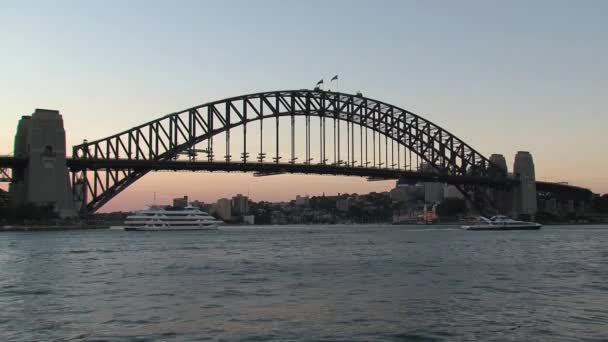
2, 288, 53, 296
386, 332, 445, 341
2, 225, 608, 341
66, 249, 90, 254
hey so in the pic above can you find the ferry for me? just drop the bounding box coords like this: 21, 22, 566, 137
461, 215, 541, 231
116, 205, 223, 231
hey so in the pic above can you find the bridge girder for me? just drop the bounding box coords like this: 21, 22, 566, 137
71, 89, 507, 212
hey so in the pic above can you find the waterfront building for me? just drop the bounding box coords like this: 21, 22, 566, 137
295, 195, 310, 206
424, 182, 444, 204
190, 200, 211, 212
173, 196, 188, 208
566, 200, 575, 213
231, 194, 249, 215
419, 163, 444, 204
242, 215, 255, 224
545, 198, 558, 215
214, 198, 232, 220
391, 181, 424, 203
336, 198, 350, 212
444, 185, 465, 199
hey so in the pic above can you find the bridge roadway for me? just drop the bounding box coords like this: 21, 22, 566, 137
65, 158, 517, 187
0, 156, 26, 167
0, 156, 594, 199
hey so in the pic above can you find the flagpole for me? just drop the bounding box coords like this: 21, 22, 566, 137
330, 75, 339, 93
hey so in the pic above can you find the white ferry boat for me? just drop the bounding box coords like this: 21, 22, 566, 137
461, 215, 541, 231
118, 205, 223, 231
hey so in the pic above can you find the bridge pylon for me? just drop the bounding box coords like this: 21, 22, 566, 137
9, 109, 77, 218
512, 151, 537, 219
488, 154, 512, 215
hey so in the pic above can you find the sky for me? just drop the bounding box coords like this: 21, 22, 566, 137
1, 0, 607, 211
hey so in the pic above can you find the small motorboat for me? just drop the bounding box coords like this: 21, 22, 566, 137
461, 215, 541, 231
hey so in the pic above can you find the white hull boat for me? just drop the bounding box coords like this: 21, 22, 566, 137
462, 215, 541, 231
117, 205, 223, 231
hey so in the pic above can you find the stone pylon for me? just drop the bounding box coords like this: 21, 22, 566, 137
513, 151, 537, 219
489, 154, 511, 215
9, 109, 76, 218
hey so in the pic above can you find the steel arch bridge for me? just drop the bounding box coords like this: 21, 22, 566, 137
71, 89, 509, 212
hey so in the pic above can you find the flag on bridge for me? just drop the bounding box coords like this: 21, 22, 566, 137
316, 79, 323, 85
331, 75, 338, 81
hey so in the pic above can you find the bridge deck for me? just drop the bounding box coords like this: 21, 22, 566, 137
1, 155, 593, 198
0, 156, 26, 167
66, 158, 517, 187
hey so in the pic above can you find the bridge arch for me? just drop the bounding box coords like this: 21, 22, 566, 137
72, 89, 503, 212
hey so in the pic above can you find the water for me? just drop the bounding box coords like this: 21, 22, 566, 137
1, 225, 608, 341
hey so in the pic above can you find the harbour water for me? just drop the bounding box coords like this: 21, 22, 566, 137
1, 224, 607, 341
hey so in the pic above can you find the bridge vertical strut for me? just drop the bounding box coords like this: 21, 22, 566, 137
290, 95, 295, 164
242, 100, 248, 163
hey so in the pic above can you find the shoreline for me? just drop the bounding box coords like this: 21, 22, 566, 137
1, 224, 110, 231
2, 222, 607, 232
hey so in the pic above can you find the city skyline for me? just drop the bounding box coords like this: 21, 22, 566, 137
2, 1, 606, 212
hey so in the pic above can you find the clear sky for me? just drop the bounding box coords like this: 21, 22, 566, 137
1, 0, 606, 211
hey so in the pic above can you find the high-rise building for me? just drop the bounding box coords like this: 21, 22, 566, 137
173, 195, 188, 208
231, 194, 249, 215
215, 198, 232, 220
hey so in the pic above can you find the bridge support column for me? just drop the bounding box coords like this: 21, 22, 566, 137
488, 154, 512, 215
9, 109, 76, 218
512, 151, 537, 220
8, 116, 30, 206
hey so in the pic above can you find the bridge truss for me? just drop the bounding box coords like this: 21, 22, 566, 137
0, 168, 11, 183
71, 89, 508, 212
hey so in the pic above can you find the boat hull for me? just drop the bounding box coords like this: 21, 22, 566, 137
124, 226, 218, 231
461, 224, 541, 231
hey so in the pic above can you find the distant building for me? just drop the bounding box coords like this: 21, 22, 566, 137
270, 210, 287, 224
424, 183, 444, 204
214, 198, 232, 220
443, 185, 464, 200
295, 195, 310, 206
390, 182, 424, 203
418, 163, 444, 204
544, 198, 558, 215
336, 198, 350, 212
566, 200, 575, 213
173, 196, 188, 208
390, 186, 409, 202
242, 215, 255, 224
231, 194, 249, 215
